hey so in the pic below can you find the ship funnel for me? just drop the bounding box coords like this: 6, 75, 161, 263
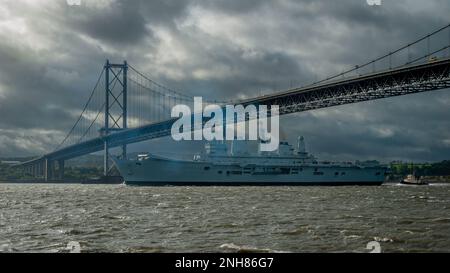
297, 136, 306, 154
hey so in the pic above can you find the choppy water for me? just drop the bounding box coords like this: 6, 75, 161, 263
0, 183, 449, 253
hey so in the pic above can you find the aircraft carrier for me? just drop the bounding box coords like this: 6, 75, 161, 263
113, 137, 387, 186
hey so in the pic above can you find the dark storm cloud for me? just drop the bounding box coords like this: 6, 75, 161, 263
63, 1, 156, 46
0, 39, 75, 131
0, 0, 449, 161
133, 0, 191, 24
158, 46, 315, 100
195, 0, 269, 14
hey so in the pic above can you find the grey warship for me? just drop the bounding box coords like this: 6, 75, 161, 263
113, 137, 387, 186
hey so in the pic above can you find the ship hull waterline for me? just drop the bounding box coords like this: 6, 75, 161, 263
114, 156, 386, 187
124, 181, 384, 186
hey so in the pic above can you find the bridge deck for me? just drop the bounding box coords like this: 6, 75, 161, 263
19, 57, 450, 166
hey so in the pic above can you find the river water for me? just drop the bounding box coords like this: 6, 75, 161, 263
0, 183, 449, 253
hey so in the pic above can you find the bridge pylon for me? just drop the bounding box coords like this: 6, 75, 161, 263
103, 60, 128, 176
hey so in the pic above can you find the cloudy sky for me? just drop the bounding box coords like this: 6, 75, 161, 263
0, 0, 449, 162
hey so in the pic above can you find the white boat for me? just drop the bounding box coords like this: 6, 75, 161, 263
401, 174, 428, 185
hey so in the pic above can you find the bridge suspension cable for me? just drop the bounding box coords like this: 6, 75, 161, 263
53, 59, 226, 147
54, 67, 105, 151
128, 64, 197, 102
307, 23, 450, 88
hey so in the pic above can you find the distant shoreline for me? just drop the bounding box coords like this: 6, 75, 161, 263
387, 175, 450, 183
2, 177, 449, 185
0, 176, 124, 185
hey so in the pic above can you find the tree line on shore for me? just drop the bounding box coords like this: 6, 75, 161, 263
0, 164, 104, 181
390, 160, 450, 176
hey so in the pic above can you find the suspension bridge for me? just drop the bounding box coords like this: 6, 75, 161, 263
18, 24, 450, 181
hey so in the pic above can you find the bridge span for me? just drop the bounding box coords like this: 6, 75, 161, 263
18, 24, 450, 181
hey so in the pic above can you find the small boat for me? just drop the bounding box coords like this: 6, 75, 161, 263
401, 174, 428, 185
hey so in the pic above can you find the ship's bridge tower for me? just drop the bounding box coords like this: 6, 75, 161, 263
278, 141, 294, 156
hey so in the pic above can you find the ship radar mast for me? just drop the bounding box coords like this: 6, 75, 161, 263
297, 136, 307, 154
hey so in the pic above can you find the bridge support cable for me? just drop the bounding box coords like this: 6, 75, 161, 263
238, 23, 450, 105
54, 67, 105, 151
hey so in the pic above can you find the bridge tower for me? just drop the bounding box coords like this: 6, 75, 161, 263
103, 60, 128, 176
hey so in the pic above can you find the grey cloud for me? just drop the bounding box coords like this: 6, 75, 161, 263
159, 47, 316, 100
65, 1, 152, 46
193, 0, 270, 14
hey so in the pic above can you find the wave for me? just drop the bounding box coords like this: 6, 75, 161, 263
219, 243, 288, 253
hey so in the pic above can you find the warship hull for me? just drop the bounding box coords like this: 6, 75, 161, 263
114, 156, 386, 186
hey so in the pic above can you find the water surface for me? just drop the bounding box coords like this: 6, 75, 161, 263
0, 183, 449, 252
